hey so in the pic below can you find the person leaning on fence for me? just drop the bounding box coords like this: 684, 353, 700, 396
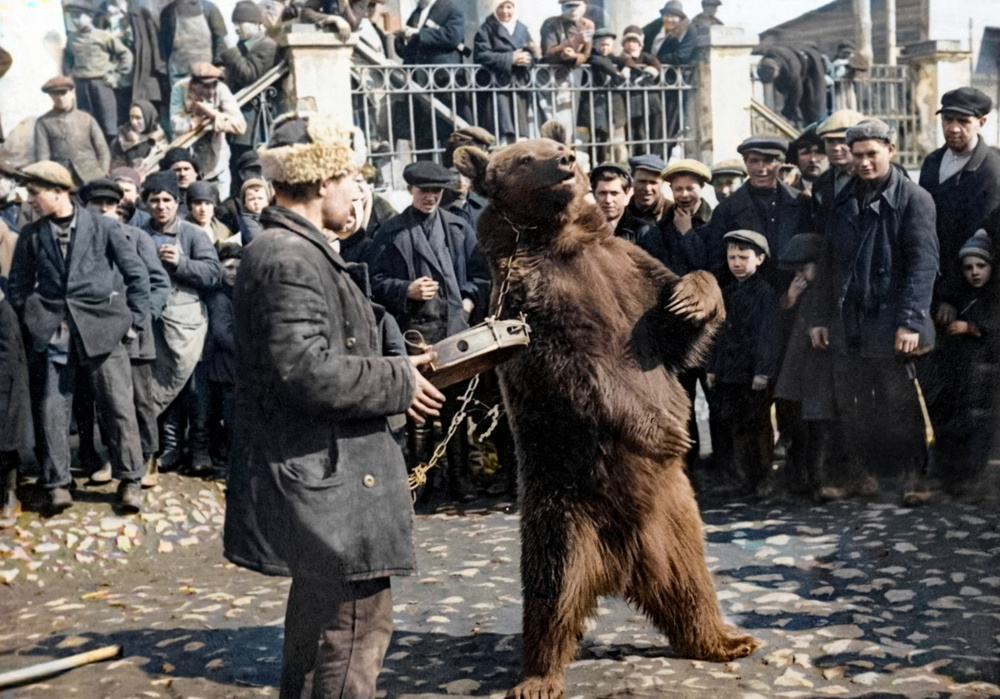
540, 1, 593, 68
619, 24, 664, 154
222, 115, 444, 697
111, 100, 167, 169
807, 119, 939, 506
473, 0, 538, 146
642, 1, 697, 66
919, 87, 1000, 294
580, 29, 629, 164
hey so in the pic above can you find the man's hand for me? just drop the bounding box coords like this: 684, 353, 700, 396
318, 14, 352, 41
193, 101, 218, 119
462, 297, 474, 315
408, 351, 445, 424
158, 244, 181, 267
751, 374, 768, 391
673, 205, 693, 233
513, 50, 532, 67
935, 302, 957, 325
561, 46, 578, 60
407, 276, 439, 301
895, 327, 919, 354
946, 320, 971, 336
809, 326, 829, 349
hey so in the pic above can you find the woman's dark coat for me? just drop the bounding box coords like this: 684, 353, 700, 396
473, 14, 534, 140
0, 296, 33, 452
368, 207, 490, 344
224, 205, 417, 582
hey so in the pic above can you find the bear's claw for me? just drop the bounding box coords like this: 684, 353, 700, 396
666, 271, 724, 324
508, 676, 565, 699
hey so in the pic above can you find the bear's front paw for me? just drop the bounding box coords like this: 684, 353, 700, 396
665, 271, 724, 324
508, 676, 565, 699
705, 633, 761, 662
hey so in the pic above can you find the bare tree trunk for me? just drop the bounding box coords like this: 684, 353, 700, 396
852, 0, 874, 71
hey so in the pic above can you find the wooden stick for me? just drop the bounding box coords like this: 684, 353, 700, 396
0, 644, 122, 689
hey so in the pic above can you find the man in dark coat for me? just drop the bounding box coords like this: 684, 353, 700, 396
34, 77, 112, 186
642, 1, 697, 65
539, 1, 593, 67
159, 0, 227, 85
811, 109, 865, 235
639, 158, 711, 276
7, 161, 150, 515
368, 161, 490, 502
627, 153, 671, 226
96, 0, 168, 111
223, 116, 444, 697
700, 136, 803, 291
394, 0, 466, 65
755, 45, 805, 126
918, 87, 1000, 293
807, 119, 939, 504
590, 163, 649, 243
0, 287, 32, 527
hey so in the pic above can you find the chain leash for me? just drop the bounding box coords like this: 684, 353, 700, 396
407, 214, 529, 497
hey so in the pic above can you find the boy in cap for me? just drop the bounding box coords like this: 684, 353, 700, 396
369, 160, 490, 503
34, 76, 111, 186
619, 25, 665, 149
7, 161, 150, 515
710, 158, 746, 202
223, 114, 443, 698
638, 158, 711, 275
705, 229, 779, 496
919, 87, 1000, 292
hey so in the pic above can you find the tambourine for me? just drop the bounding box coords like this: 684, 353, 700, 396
404, 317, 531, 389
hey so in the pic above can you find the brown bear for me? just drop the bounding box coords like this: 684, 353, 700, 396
454, 139, 760, 699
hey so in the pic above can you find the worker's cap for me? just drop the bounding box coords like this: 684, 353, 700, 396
737, 136, 789, 160
187, 180, 219, 205
937, 87, 993, 118
816, 109, 866, 139
628, 153, 667, 176
403, 161, 457, 190
80, 177, 123, 203
845, 118, 895, 146
723, 229, 769, 257
710, 158, 747, 178
662, 159, 712, 185
17, 161, 74, 190
41, 76, 75, 94
778, 232, 824, 268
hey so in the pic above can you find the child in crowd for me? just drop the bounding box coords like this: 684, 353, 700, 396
772, 233, 840, 501
238, 177, 269, 244
707, 230, 779, 496
928, 231, 999, 498
187, 181, 237, 247
204, 243, 241, 480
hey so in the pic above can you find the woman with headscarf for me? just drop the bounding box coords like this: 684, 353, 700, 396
473, 0, 538, 145
111, 100, 166, 169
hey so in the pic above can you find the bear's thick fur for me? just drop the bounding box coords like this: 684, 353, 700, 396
455, 139, 760, 698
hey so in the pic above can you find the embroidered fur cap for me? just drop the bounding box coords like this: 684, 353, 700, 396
258, 114, 356, 184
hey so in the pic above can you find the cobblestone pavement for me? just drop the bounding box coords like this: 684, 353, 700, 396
1, 472, 999, 698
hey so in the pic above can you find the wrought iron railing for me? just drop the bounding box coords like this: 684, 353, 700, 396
352, 62, 696, 191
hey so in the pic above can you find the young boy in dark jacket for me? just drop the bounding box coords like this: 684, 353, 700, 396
707, 230, 779, 496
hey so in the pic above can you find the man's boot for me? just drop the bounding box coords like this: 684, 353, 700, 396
115, 480, 143, 514
140, 456, 159, 489
446, 424, 477, 504
0, 454, 20, 528
158, 403, 185, 472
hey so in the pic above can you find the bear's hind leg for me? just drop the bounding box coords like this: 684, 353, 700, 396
511, 517, 607, 699
625, 478, 759, 662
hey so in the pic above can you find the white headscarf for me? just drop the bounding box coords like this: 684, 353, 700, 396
493, 0, 518, 35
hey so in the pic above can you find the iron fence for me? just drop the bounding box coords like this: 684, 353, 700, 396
351, 63, 696, 191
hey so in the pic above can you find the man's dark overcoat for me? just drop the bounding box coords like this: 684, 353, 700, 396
223, 205, 417, 581
123, 224, 170, 362
0, 296, 33, 452
368, 207, 489, 344
918, 136, 1000, 286
7, 207, 149, 359
394, 0, 465, 65
641, 19, 697, 65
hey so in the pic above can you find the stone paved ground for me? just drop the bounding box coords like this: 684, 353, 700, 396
1, 472, 999, 698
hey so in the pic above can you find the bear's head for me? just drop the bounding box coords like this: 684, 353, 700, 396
454, 139, 591, 226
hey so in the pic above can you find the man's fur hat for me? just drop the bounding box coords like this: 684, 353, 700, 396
258, 113, 356, 184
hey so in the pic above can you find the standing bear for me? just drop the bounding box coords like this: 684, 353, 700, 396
454, 139, 760, 699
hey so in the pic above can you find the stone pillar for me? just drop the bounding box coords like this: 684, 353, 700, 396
902, 40, 973, 156
280, 26, 358, 125
695, 25, 758, 165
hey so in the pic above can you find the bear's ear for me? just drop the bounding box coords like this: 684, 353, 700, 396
453, 145, 493, 198
540, 119, 569, 146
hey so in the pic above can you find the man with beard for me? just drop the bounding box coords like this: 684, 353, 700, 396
591, 163, 649, 243
811, 109, 865, 234
626, 153, 670, 227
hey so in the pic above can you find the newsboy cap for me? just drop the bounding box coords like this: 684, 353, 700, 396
710, 158, 747, 179
593, 28, 616, 40
737, 136, 788, 159
662, 159, 712, 185
189, 62, 224, 83
109, 166, 142, 190
41, 76, 75, 93
845, 118, 895, 146
817, 109, 865, 138
80, 177, 123, 203
142, 171, 181, 201
403, 161, 456, 189
17, 161, 74, 190
660, 1, 686, 18
232, 0, 263, 23
937, 87, 993, 118
628, 153, 667, 176
724, 229, 769, 257
779, 233, 825, 268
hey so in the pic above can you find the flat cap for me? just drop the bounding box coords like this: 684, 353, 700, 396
260, 114, 356, 184
232, 0, 263, 23
235, 150, 263, 174
403, 161, 456, 189
711, 158, 747, 178
80, 177, 123, 203
622, 25, 644, 42
187, 180, 218, 204
779, 233, 824, 267
737, 136, 789, 159
662, 159, 712, 184
159, 146, 198, 172
845, 118, 895, 146
660, 1, 686, 18
18, 161, 74, 190
590, 162, 632, 189
959, 230, 992, 262
189, 62, 224, 83
937, 87, 993, 118
724, 229, 769, 257
142, 171, 181, 201
816, 109, 865, 138
628, 153, 667, 175
109, 166, 142, 189
41, 76, 74, 93
594, 28, 616, 40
